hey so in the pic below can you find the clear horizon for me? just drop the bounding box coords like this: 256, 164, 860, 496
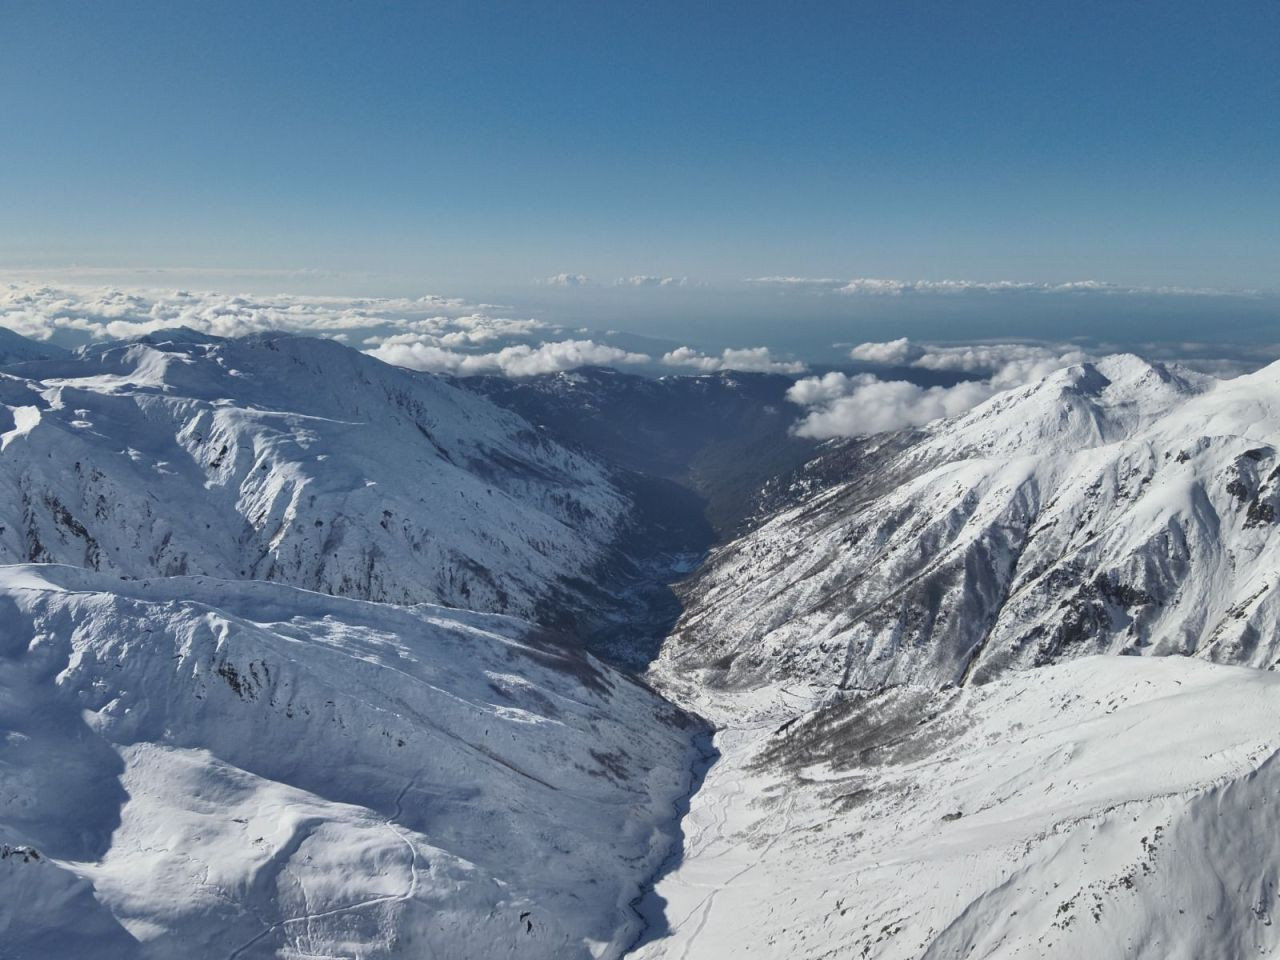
3, 0, 1278, 350
4, 1, 1278, 433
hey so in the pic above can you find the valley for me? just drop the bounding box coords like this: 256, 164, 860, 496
3, 330, 1280, 958
9, 7, 1274, 958
634, 353, 1280, 958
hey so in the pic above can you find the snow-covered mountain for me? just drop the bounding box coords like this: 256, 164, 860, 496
0, 326, 67, 366
0, 330, 628, 622
0, 564, 705, 959
9, 333, 1280, 960
633, 354, 1280, 959
636, 655, 1280, 960
660, 355, 1280, 693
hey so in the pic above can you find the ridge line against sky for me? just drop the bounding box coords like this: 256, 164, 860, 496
2, 276, 1272, 441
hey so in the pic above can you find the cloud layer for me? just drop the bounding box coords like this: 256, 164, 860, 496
2, 281, 815, 380
542, 274, 692, 288
848, 336, 914, 365
789, 339, 1093, 438
662, 345, 807, 374
616, 275, 688, 287
0, 282, 509, 342
747, 276, 1254, 298
788, 373, 996, 438
368, 338, 649, 377
0, 282, 652, 378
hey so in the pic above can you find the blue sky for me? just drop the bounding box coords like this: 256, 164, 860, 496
2, 0, 1277, 345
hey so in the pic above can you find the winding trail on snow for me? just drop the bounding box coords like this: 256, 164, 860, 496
226, 776, 423, 960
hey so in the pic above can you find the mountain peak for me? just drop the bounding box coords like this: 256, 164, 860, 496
0, 325, 68, 365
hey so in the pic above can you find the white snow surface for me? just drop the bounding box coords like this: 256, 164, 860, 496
637, 656, 1280, 959
635, 355, 1280, 959
0, 564, 703, 959
5, 343, 1280, 959
663, 355, 1280, 691
0, 330, 628, 619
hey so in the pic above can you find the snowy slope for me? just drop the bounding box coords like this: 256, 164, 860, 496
0, 330, 628, 620
0, 564, 705, 960
636, 656, 1280, 959
0, 325, 67, 366
9, 335, 1280, 960
661, 355, 1280, 691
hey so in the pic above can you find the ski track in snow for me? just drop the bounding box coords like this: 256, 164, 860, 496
225, 777, 424, 960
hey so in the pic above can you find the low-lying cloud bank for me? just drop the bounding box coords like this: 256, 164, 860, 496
368, 337, 649, 377
1, 281, 808, 379
542, 273, 691, 288
748, 276, 1258, 297
617, 275, 688, 287
789, 373, 997, 437
541, 273, 591, 287
0, 282, 516, 343
3, 281, 644, 377
789, 339, 1093, 438
662, 345, 807, 374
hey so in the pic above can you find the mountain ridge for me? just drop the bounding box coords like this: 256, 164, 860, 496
0, 330, 633, 624
658, 355, 1280, 697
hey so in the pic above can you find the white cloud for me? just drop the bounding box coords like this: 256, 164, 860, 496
788, 376, 997, 438
489, 340, 649, 376
0, 282, 660, 380
849, 337, 916, 365
662, 345, 807, 374
790, 340, 1098, 439
364, 341, 470, 374
662, 346, 722, 371
721, 347, 807, 374
616, 275, 689, 287
745, 276, 1254, 298
910, 343, 1091, 388
544, 273, 694, 289
0, 282, 516, 343
744, 276, 845, 288
368, 338, 649, 377
848, 338, 1091, 380
837, 278, 918, 295
785, 371, 868, 406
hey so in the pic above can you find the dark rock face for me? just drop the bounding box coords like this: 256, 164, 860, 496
466, 367, 821, 538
